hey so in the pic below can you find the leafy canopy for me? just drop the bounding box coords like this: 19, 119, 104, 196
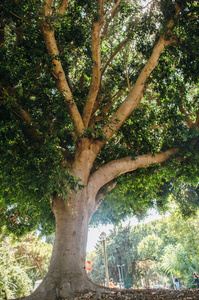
0, 0, 199, 233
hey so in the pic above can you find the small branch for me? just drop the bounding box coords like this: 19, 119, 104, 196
101, 0, 122, 23
57, 0, 69, 16
89, 89, 125, 126
21, 245, 43, 277
179, 106, 194, 128
1, 5, 27, 22
101, 19, 139, 76
101, 9, 119, 38
94, 181, 117, 211
123, 51, 130, 90
12, 107, 31, 124
11, 107, 43, 144
101, 36, 129, 77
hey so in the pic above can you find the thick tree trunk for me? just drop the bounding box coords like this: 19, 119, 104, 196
13, 145, 178, 300
26, 192, 98, 300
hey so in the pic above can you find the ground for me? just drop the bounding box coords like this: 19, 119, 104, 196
72, 288, 199, 300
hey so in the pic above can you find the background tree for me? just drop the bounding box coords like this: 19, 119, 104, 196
89, 209, 199, 289
160, 210, 199, 288
0, 229, 52, 299
0, 0, 198, 298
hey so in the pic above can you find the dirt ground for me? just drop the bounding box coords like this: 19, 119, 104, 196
73, 288, 199, 300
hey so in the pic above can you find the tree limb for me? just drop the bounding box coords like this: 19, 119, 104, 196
179, 106, 194, 128
101, 35, 170, 140
94, 181, 117, 211
101, 35, 130, 77
42, 1, 84, 136
89, 89, 125, 126
57, 0, 69, 16
82, 0, 125, 128
101, 8, 119, 38
101, 0, 122, 23
82, 21, 102, 128
88, 148, 178, 196
100, 3, 183, 141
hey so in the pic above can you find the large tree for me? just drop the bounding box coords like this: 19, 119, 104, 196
0, 0, 199, 299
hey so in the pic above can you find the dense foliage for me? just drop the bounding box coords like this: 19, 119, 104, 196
0, 0, 199, 234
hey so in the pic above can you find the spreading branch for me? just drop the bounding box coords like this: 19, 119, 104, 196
82, 21, 102, 128
82, 0, 124, 128
101, 0, 122, 23
94, 181, 117, 212
42, 0, 84, 136
101, 33, 131, 77
101, 37, 171, 140
100, 3, 183, 140
101, 7, 119, 38
88, 148, 178, 197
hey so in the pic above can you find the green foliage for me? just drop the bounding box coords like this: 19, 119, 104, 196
138, 234, 163, 260
0, 229, 32, 299
0, 228, 52, 299
0, 0, 199, 234
89, 209, 199, 289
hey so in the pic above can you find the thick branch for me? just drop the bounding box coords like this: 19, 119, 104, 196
101, 3, 183, 140
82, 22, 102, 128
42, 4, 84, 136
83, 0, 124, 128
88, 148, 178, 195
101, 35, 169, 140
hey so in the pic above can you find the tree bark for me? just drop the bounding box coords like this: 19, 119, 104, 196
20, 193, 98, 300
12, 144, 178, 300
